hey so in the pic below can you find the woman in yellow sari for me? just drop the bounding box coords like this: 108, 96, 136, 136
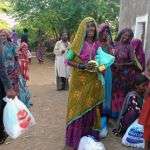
65, 17, 114, 150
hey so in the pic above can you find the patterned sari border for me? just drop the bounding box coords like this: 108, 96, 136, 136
66, 100, 103, 127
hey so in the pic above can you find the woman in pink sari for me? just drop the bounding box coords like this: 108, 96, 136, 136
131, 38, 145, 72
18, 42, 30, 81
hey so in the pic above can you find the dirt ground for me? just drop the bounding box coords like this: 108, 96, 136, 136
0, 58, 133, 150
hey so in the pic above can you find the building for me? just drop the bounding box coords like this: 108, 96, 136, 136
119, 0, 150, 61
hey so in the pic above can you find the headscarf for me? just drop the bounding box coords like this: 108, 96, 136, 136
0, 29, 11, 42
98, 23, 109, 33
131, 39, 145, 70
20, 42, 28, 49
98, 23, 114, 48
115, 28, 134, 43
71, 17, 97, 55
19, 42, 28, 59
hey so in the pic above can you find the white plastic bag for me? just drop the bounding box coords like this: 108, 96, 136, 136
78, 136, 106, 150
3, 96, 35, 139
122, 119, 144, 149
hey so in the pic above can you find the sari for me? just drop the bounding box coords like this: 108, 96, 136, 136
65, 17, 103, 149
98, 23, 114, 116
113, 91, 143, 137
2, 41, 32, 108
18, 42, 30, 81
0, 51, 11, 142
139, 97, 150, 140
2, 42, 19, 92
36, 46, 45, 63
65, 17, 114, 149
131, 39, 145, 72
111, 41, 135, 118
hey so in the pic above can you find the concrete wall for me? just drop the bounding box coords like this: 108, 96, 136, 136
119, 0, 150, 61
119, 0, 149, 29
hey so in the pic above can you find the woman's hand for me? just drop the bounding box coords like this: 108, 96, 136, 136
98, 65, 106, 72
6, 88, 16, 99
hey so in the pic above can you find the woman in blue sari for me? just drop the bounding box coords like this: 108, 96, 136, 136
0, 29, 32, 108
0, 29, 17, 144
97, 23, 114, 137
98, 23, 114, 116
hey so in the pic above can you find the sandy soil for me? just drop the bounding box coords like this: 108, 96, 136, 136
0, 58, 133, 150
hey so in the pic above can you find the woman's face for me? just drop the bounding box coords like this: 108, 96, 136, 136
86, 22, 96, 40
103, 28, 109, 39
22, 46, 27, 51
136, 82, 149, 94
99, 28, 109, 41
121, 31, 131, 43
0, 31, 7, 43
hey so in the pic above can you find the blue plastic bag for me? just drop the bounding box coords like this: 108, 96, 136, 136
96, 47, 115, 68
122, 119, 144, 149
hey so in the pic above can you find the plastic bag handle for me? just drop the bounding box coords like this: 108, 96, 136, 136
3, 96, 17, 103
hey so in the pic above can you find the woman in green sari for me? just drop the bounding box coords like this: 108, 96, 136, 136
65, 17, 114, 150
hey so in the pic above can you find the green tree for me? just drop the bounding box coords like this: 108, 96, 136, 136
0, 20, 10, 29
0, 1, 12, 29
9, 0, 119, 34
7, 0, 120, 49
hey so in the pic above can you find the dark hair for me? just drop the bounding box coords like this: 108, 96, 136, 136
21, 37, 27, 43
60, 31, 68, 37
98, 23, 114, 46
115, 28, 134, 42
59, 29, 70, 40
134, 74, 149, 86
23, 28, 28, 33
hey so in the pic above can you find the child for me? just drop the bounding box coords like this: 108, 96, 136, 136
36, 42, 45, 64
112, 74, 149, 137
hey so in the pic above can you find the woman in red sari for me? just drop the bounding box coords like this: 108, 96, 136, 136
139, 87, 150, 150
18, 42, 29, 81
139, 59, 150, 150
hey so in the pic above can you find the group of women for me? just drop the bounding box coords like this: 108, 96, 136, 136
64, 17, 149, 150
0, 29, 32, 144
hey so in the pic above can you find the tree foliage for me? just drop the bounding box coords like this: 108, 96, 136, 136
0, 1, 12, 29
0, 20, 10, 29
4, 0, 120, 49
9, 0, 120, 36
